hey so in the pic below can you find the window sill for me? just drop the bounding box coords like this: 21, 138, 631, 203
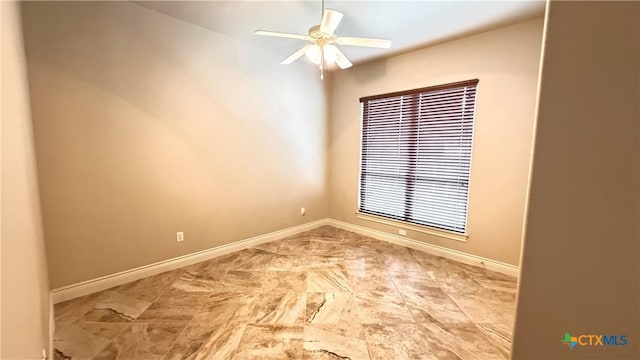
355, 212, 468, 242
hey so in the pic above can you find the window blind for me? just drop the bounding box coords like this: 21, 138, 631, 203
358, 79, 478, 233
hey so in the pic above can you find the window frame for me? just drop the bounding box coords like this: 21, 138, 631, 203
357, 79, 479, 239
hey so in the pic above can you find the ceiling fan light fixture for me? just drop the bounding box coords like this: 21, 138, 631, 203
305, 44, 322, 65
305, 44, 339, 65
323, 44, 339, 64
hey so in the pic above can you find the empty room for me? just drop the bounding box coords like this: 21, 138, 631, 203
2, 1, 639, 359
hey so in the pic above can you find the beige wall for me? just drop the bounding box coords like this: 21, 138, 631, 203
21, 1, 329, 289
512, 1, 639, 359
328, 19, 543, 266
1, 1, 51, 357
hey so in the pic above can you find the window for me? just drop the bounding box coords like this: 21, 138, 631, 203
358, 79, 478, 234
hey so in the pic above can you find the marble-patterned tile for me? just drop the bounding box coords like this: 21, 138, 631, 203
251, 241, 280, 254
136, 289, 210, 323
307, 226, 344, 238
261, 271, 307, 293
222, 270, 267, 293
268, 254, 310, 271
440, 259, 488, 274
342, 243, 375, 254
419, 322, 508, 359
364, 323, 454, 360
309, 240, 344, 257
306, 270, 353, 293
427, 267, 485, 294
344, 253, 385, 272
342, 238, 379, 249
355, 294, 415, 324
53, 226, 517, 360
53, 349, 70, 360
371, 241, 411, 256
81, 291, 152, 322
208, 291, 256, 303
389, 270, 439, 294
204, 252, 245, 269
306, 255, 346, 271
250, 292, 306, 324
407, 249, 450, 270
233, 324, 304, 360
225, 248, 275, 271
477, 323, 513, 355
380, 252, 429, 273
277, 240, 311, 255
303, 323, 370, 360
54, 292, 106, 331
469, 271, 518, 294
205, 249, 272, 271
349, 271, 403, 301
401, 287, 471, 324
306, 292, 360, 324
53, 324, 112, 360
447, 288, 516, 327
164, 323, 246, 360
170, 267, 227, 293
191, 292, 256, 325
75, 322, 128, 340
113, 269, 183, 303
349, 270, 396, 288
310, 232, 344, 241
342, 231, 373, 243
93, 323, 185, 360
309, 244, 343, 254
180, 258, 219, 273
279, 232, 310, 243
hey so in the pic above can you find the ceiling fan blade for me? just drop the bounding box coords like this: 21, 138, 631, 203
334, 48, 352, 69
320, 9, 344, 34
281, 45, 313, 65
337, 37, 392, 49
254, 30, 311, 41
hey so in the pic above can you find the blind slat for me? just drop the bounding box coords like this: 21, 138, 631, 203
359, 80, 477, 233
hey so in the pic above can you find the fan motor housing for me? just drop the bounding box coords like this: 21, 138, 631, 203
308, 25, 336, 41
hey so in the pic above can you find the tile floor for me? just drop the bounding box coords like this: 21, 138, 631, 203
53, 226, 517, 360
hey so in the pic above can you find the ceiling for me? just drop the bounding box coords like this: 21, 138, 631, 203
136, 1, 546, 66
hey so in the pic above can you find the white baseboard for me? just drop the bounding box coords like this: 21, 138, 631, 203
327, 218, 520, 277
51, 218, 330, 304
51, 217, 518, 304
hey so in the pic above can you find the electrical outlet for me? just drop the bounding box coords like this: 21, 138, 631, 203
300, 207, 306, 216
176, 231, 184, 242
398, 229, 407, 236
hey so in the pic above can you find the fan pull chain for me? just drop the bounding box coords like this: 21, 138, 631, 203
320, 0, 324, 79
320, 45, 324, 79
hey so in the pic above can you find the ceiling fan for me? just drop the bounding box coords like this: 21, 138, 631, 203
254, 1, 392, 79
